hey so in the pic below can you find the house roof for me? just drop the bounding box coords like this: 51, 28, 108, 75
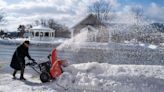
72, 14, 102, 29
30, 25, 54, 32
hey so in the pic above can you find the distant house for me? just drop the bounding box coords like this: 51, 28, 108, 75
71, 14, 110, 42
29, 25, 55, 41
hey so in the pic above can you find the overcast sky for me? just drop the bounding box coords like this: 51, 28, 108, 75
0, 0, 164, 31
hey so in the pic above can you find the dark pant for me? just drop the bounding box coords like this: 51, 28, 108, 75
13, 67, 25, 78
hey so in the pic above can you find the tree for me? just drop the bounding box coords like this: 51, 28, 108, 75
0, 9, 6, 24
0, 30, 4, 36
0, 14, 4, 22
17, 25, 26, 38
40, 18, 47, 27
47, 19, 70, 37
129, 5, 145, 40
35, 18, 47, 27
47, 18, 61, 30
130, 5, 144, 26
0, 11, 4, 22
26, 24, 33, 29
35, 20, 40, 26
88, 0, 112, 42
88, 0, 112, 24
130, 6, 159, 44
48, 18, 55, 28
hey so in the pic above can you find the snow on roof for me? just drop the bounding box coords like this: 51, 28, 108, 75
30, 25, 54, 32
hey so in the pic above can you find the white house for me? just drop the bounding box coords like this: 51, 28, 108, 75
71, 14, 110, 42
29, 25, 55, 41
80, 25, 99, 42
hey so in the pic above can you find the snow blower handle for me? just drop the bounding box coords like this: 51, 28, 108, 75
26, 59, 37, 66
30, 58, 37, 64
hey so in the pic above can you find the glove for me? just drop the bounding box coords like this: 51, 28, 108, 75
30, 58, 37, 64
26, 62, 37, 66
26, 62, 31, 66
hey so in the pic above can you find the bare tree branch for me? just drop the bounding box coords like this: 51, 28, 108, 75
130, 5, 144, 25
88, 0, 112, 24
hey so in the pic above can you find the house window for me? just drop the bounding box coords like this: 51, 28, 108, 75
45, 32, 49, 37
35, 32, 39, 36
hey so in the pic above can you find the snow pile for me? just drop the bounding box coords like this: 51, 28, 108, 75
52, 62, 164, 92
1, 62, 164, 92
56, 72, 75, 90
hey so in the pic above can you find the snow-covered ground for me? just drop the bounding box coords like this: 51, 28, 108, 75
1, 62, 164, 92
0, 33, 164, 92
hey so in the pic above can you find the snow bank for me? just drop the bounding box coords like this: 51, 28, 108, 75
53, 62, 164, 92
1, 62, 164, 92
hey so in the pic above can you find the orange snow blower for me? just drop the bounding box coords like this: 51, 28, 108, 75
26, 48, 68, 83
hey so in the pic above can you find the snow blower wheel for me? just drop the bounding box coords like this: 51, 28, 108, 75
40, 72, 51, 83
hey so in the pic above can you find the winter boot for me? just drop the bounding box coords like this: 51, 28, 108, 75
20, 68, 26, 80
12, 70, 17, 79
20, 76, 26, 80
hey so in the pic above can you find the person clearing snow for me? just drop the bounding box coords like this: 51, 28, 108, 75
10, 40, 35, 80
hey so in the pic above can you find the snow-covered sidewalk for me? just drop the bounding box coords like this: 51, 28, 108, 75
1, 62, 164, 92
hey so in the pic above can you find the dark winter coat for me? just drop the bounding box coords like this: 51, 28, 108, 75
10, 44, 32, 70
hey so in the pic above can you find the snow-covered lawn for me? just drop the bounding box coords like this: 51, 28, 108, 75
1, 62, 164, 92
